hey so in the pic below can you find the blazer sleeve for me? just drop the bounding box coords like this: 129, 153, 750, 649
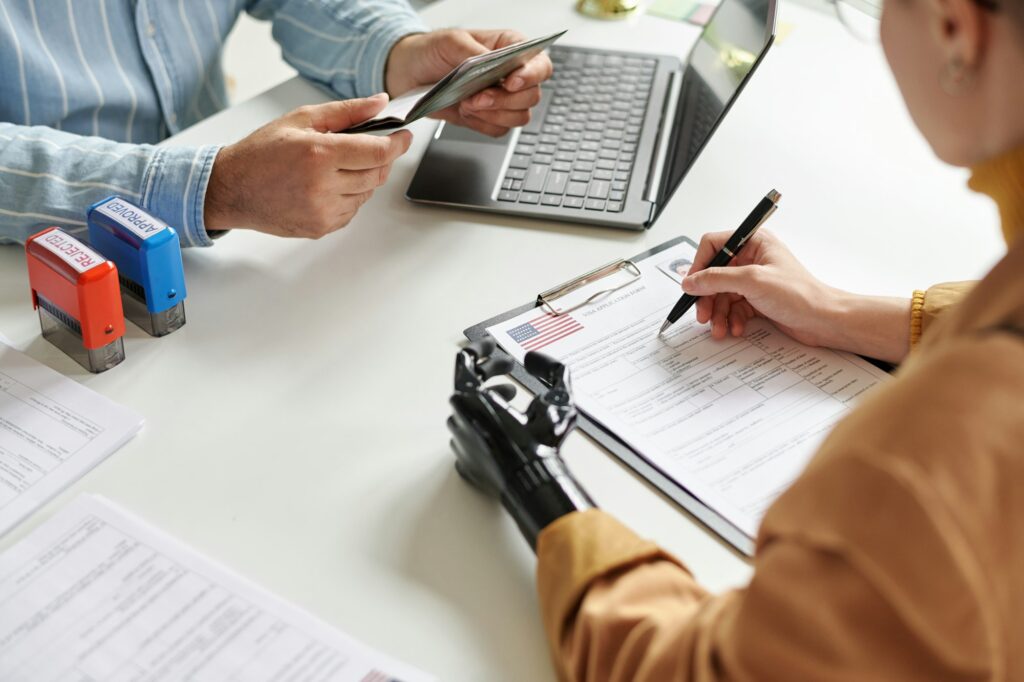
910, 282, 976, 347
536, 460, 993, 682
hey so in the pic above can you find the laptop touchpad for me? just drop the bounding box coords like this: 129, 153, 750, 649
406, 123, 512, 205
437, 123, 512, 145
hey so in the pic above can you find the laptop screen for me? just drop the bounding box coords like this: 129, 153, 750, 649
658, 0, 776, 209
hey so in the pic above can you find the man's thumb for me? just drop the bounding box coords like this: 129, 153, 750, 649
682, 266, 756, 297
309, 93, 389, 132
447, 31, 490, 61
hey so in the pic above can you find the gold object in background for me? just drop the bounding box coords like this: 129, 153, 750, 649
576, 0, 641, 20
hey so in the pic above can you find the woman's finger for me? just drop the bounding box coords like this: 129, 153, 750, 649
696, 294, 715, 324
711, 294, 733, 340
729, 299, 751, 337
689, 231, 735, 275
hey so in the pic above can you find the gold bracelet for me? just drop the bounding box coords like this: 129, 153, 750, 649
909, 290, 927, 348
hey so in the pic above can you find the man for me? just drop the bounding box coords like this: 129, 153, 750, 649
0, 0, 551, 246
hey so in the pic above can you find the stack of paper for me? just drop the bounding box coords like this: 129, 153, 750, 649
0, 495, 434, 682
0, 340, 143, 536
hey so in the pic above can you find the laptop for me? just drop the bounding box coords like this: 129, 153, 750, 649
406, 0, 777, 230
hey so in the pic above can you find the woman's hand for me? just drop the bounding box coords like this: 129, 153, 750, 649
682, 230, 913, 364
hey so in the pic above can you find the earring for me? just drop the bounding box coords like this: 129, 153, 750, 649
940, 57, 977, 96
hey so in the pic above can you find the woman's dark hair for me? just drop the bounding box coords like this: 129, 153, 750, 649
1010, 0, 1024, 28
986, 0, 1024, 37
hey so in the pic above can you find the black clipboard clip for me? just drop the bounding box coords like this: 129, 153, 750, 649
536, 259, 642, 317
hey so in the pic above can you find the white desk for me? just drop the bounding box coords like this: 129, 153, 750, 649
0, 1, 1005, 680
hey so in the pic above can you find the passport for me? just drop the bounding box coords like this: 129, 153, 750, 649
343, 30, 566, 134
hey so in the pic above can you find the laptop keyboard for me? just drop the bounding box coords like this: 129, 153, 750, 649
496, 47, 657, 213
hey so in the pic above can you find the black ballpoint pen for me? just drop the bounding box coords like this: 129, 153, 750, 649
659, 189, 782, 335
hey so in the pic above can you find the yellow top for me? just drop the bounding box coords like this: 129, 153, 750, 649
533, 149, 1024, 681
969, 143, 1024, 245
908, 145, 1024, 346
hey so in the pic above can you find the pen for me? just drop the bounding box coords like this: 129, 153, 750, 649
659, 189, 782, 335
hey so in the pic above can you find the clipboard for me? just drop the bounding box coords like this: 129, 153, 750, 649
464, 235, 757, 557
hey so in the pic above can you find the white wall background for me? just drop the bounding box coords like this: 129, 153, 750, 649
221, 13, 296, 105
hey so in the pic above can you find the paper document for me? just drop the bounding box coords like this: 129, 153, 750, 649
0, 495, 434, 682
488, 242, 889, 537
0, 341, 142, 537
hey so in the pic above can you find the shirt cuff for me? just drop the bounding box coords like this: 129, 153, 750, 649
356, 18, 427, 96
139, 144, 222, 248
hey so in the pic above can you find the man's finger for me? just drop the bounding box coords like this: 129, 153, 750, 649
461, 107, 531, 130
339, 189, 376, 212
460, 116, 511, 138
333, 167, 389, 195
434, 109, 510, 138
468, 28, 527, 51
504, 54, 554, 92
326, 130, 413, 170
443, 29, 490, 62
462, 85, 541, 112
305, 94, 389, 133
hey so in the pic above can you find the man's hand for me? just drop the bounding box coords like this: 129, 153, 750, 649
385, 29, 553, 137
204, 94, 413, 239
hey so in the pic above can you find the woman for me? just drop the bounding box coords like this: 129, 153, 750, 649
449, 0, 1024, 678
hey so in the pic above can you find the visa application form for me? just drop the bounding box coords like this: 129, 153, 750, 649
488, 241, 890, 537
0, 340, 142, 537
0, 495, 434, 682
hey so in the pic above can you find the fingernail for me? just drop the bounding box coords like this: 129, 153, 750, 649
371, 92, 389, 101
506, 77, 524, 91
473, 93, 494, 108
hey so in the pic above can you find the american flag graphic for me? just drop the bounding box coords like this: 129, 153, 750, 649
507, 313, 584, 351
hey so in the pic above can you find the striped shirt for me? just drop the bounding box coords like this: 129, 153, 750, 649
0, 0, 425, 247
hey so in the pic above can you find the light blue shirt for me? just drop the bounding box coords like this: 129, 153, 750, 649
0, 0, 426, 247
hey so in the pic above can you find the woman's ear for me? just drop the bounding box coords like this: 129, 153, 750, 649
926, 0, 990, 68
